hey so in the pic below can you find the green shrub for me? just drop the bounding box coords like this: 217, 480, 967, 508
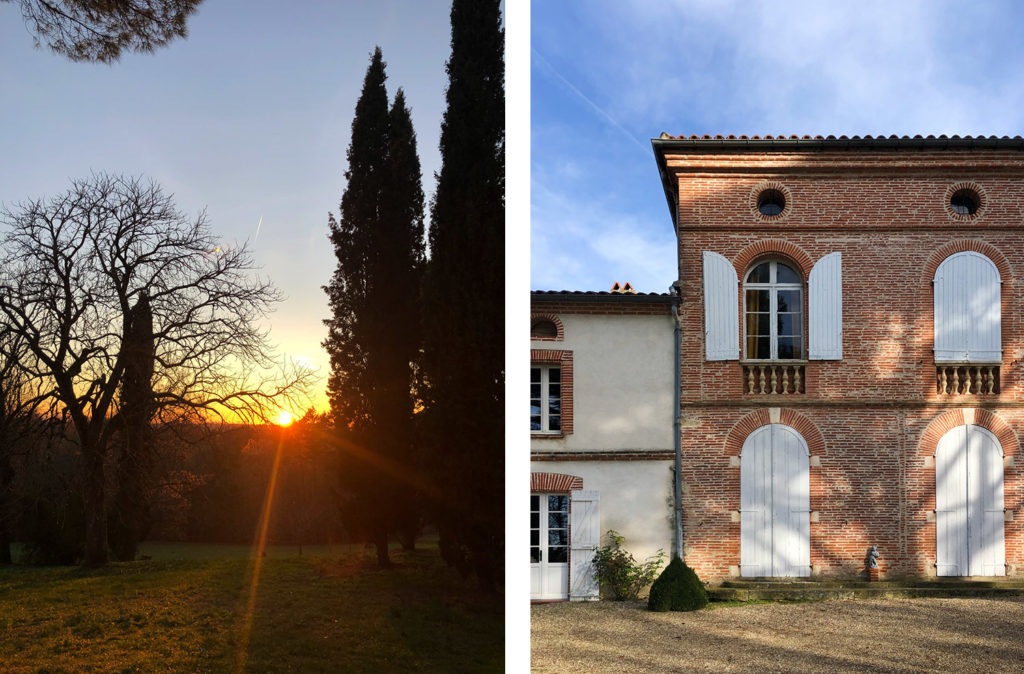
647, 556, 708, 612
591, 530, 665, 600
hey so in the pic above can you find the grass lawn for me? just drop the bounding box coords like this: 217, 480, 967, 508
0, 542, 502, 672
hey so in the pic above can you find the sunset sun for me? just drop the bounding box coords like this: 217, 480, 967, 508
276, 410, 294, 427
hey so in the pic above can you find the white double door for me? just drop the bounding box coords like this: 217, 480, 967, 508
740, 424, 811, 577
936, 425, 1005, 576
530, 493, 569, 599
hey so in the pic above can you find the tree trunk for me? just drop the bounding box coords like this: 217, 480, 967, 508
374, 528, 391, 567
0, 454, 13, 565
82, 445, 108, 567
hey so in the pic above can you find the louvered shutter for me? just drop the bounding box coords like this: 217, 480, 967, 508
808, 252, 842, 360
569, 490, 600, 600
934, 252, 1001, 363
702, 251, 739, 360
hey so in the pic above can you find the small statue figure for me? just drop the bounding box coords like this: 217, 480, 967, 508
866, 545, 879, 569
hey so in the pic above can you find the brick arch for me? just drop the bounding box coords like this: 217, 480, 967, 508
923, 240, 1011, 282
919, 408, 1019, 458
733, 239, 814, 281
724, 409, 826, 457
530, 313, 564, 341
530, 472, 583, 493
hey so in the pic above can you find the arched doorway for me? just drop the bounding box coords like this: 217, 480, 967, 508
740, 424, 810, 577
935, 424, 1005, 576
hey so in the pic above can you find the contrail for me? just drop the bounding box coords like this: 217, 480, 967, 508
253, 215, 263, 243
532, 48, 652, 158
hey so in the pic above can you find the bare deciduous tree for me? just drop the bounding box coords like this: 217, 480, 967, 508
3, 0, 202, 63
0, 173, 311, 566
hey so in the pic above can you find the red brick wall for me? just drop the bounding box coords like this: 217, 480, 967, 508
669, 148, 1024, 580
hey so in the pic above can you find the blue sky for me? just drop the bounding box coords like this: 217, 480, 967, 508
0, 0, 455, 410
530, 0, 1024, 295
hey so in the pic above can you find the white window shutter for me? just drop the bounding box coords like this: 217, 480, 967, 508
934, 252, 1001, 362
808, 252, 842, 360
569, 489, 600, 601
702, 251, 739, 360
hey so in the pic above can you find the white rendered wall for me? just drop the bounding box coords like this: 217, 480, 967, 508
531, 312, 674, 452
532, 459, 674, 564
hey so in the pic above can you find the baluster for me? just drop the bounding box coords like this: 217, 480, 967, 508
770, 366, 778, 394
759, 366, 766, 394
951, 368, 960, 395
987, 366, 996, 394
794, 366, 802, 394
939, 367, 947, 395
747, 367, 755, 394
781, 367, 790, 394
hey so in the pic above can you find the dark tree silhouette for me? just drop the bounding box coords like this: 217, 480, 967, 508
3, 0, 202, 62
0, 173, 310, 567
0, 328, 45, 564
107, 292, 155, 560
323, 49, 425, 567
421, 0, 504, 592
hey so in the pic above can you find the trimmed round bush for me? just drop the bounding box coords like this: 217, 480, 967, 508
647, 557, 708, 612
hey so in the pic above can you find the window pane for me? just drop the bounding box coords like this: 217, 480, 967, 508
746, 312, 769, 338
548, 512, 567, 529
746, 336, 770, 359
530, 403, 541, 416
746, 289, 769, 312
531, 530, 539, 546
531, 383, 540, 399
549, 495, 568, 512
531, 512, 539, 528
777, 313, 800, 336
777, 290, 801, 312
531, 367, 540, 383
548, 383, 560, 401
776, 263, 800, 284
548, 547, 568, 563
530, 547, 540, 563
531, 416, 541, 431
531, 495, 539, 510
548, 398, 560, 416
548, 416, 561, 431
777, 337, 803, 359
548, 530, 568, 546
548, 367, 560, 383
746, 262, 770, 283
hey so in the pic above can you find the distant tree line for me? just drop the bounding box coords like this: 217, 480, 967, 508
2, 412, 346, 563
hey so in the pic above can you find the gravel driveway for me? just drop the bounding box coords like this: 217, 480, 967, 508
531, 598, 1024, 672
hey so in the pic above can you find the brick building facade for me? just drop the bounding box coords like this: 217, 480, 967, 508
662, 134, 1024, 581
532, 135, 1024, 597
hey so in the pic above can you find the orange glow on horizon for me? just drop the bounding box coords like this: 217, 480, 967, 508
276, 410, 294, 426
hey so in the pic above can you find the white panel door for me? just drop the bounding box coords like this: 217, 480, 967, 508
936, 425, 1005, 576
741, 424, 811, 577
530, 494, 570, 599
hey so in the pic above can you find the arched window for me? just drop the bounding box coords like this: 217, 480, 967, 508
933, 252, 1001, 363
531, 318, 558, 339
744, 260, 803, 360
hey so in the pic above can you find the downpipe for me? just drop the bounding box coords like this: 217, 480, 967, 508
671, 280, 683, 560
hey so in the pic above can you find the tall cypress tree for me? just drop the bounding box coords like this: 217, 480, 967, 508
323, 48, 425, 566
422, 0, 504, 592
